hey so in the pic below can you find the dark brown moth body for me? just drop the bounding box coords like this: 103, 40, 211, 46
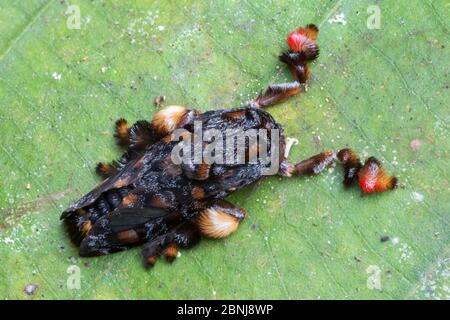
61, 25, 398, 268
62, 107, 282, 260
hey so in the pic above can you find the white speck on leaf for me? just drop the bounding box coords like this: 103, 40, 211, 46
52, 72, 61, 81
416, 258, 450, 299
3, 238, 14, 244
411, 191, 424, 202
399, 242, 413, 263
24, 284, 38, 296
328, 12, 347, 25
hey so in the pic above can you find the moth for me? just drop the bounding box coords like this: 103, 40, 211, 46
61, 24, 398, 268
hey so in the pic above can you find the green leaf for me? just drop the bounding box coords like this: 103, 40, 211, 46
0, 0, 448, 299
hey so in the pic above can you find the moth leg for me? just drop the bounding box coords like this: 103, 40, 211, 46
280, 148, 398, 194
99, 119, 158, 180
102, 107, 200, 178
92, 119, 129, 180
283, 150, 338, 177
95, 161, 119, 180
336, 148, 362, 187
247, 25, 320, 109
114, 118, 130, 150
336, 149, 397, 192
279, 51, 311, 83
196, 200, 246, 239
128, 120, 157, 153
114, 120, 156, 164
247, 81, 302, 109
93, 119, 131, 180
142, 221, 201, 268
163, 243, 179, 263
246, 51, 310, 109
287, 24, 320, 61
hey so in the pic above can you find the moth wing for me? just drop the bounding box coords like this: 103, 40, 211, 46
107, 207, 168, 232
79, 207, 176, 256
60, 155, 146, 219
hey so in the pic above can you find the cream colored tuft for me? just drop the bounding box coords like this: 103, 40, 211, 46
152, 105, 188, 135
197, 207, 240, 239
